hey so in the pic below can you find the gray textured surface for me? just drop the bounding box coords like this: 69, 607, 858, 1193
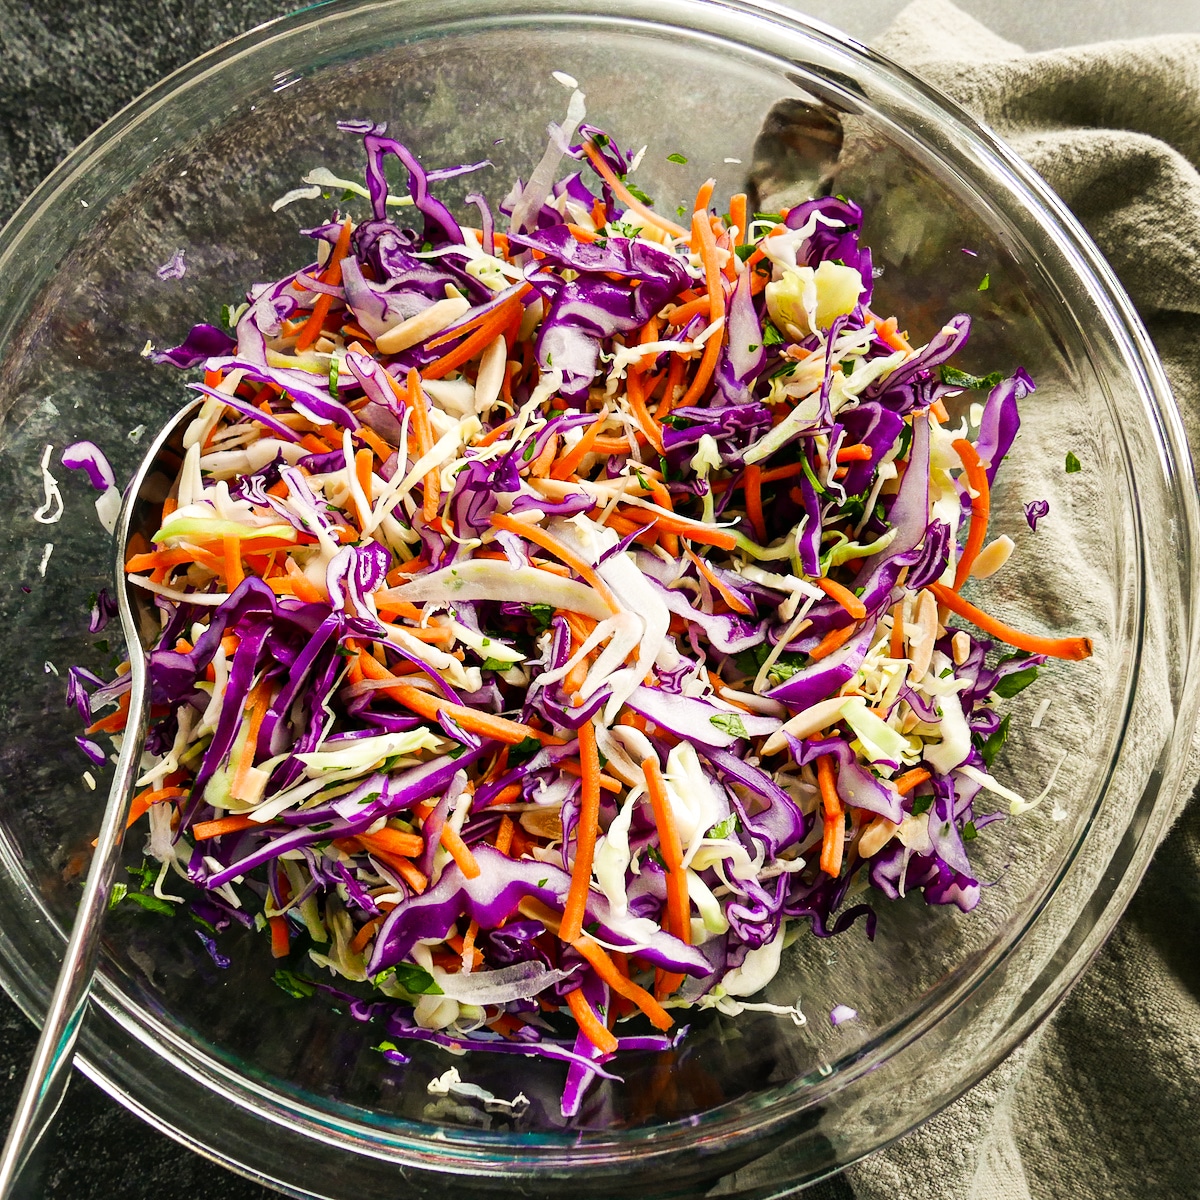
0, 1, 1196, 1198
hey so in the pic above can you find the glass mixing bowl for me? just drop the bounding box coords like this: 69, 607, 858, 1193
0, 0, 1195, 1195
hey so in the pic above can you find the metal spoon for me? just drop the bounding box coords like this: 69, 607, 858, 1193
0, 399, 202, 1197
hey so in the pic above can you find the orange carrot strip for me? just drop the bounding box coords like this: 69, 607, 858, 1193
928, 583, 1093, 660
836, 442, 873, 463
626, 365, 666, 457
476, 418, 516, 448
126, 785, 187, 829
663, 295, 710, 326
951, 438, 991, 590
810, 623, 857, 661
460, 919, 480, 971
683, 545, 753, 616
86, 690, 131, 735
358, 826, 425, 859
570, 934, 674, 1031
641, 757, 691, 963
890, 600, 906, 659
399, 368, 441, 524
295, 217, 353, 352
814, 576, 867, 620
191, 812, 258, 841
550, 408, 608, 480
222, 536, 245, 592
557, 758, 621, 793
817, 755, 843, 820
490, 511, 621, 612
349, 915, 383, 956
865, 309, 913, 354
565, 986, 619, 1055
354, 446, 375, 529
284, 557, 325, 603
820, 813, 845, 877
613, 505, 738, 550
743, 464, 767, 543
370, 668, 565, 747
390, 858, 429, 894
269, 915, 291, 959
559, 720, 601, 944
729, 193, 748, 246
656, 353, 687, 420
494, 815, 515, 856
231, 679, 272, 800
422, 288, 528, 381
894, 767, 931, 796
439, 822, 482, 879
675, 210, 726, 408
580, 141, 689, 239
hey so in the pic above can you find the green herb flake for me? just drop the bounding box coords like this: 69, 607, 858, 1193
734, 243, 757, 261
273, 969, 316, 999
509, 735, 543, 766
939, 365, 1002, 391
481, 656, 511, 672
962, 821, 979, 841
709, 712, 749, 739
910, 794, 934, 817
993, 665, 1039, 699
978, 273, 991, 291
526, 602, 555, 631
626, 183, 654, 206
761, 321, 785, 347
108, 883, 128, 909
126, 892, 176, 916
1065, 451, 1082, 474
537, 878, 549, 888
391, 963, 443, 995
666, 152, 688, 165
976, 714, 1011, 769
706, 814, 738, 839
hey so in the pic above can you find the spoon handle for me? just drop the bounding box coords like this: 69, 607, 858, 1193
0, 655, 149, 1197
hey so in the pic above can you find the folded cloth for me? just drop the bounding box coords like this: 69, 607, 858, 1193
838, 4, 1200, 1198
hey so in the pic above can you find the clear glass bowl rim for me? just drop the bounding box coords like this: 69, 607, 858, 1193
0, 0, 1196, 1194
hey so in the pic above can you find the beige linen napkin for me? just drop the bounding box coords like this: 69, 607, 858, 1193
838, 4, 1200, 1197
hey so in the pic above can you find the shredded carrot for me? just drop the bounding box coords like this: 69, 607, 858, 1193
675, 209, 725, 408
269, 914, 291, 959
656, 353, 687, 419
729, 193, 748, 246
284, 557, 325, 603
476, 417, 516, 448
691, 178, 715, 218
559, 719, 601, 944
353, 446, 375, 529
439, 822, 481, 879
494, 815, 515, 856
817, 755, 845, 876
815, 575, 867, 620
86, 690, 131, 735
490, 511, 621, 612
295, 217, 353, 353
570, 934, 674, 1031
125, 785, 187, 829
230, 678, 272, 800
951, 438, 990, 590
550, 407, 608, 479
374, 670, 565, 747
357, 826, 425, 859
683, 545, 753, 615
390, 858, 429, 894
397, 368, 441, 524
890, 600, 906, 659
557, 758, 621, 793
865, 309, 913, 354
894, 767, 931, 796
192, 813, 257, 841
626, 362, 666, 456
640, 757, 690, 945
423, 287, 528, 381
836, 442, 873, 463
810, 622, 857, 661
928, 583, 1093, 660
613, 505, 738, 550
743, 464, 767, 543
349, 915, 383, 956
663, 295, 711, 326
564, 986, 619, 1055
581, 140, 689, 240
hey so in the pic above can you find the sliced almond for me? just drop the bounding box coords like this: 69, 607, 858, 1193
375, 296, 471, 355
